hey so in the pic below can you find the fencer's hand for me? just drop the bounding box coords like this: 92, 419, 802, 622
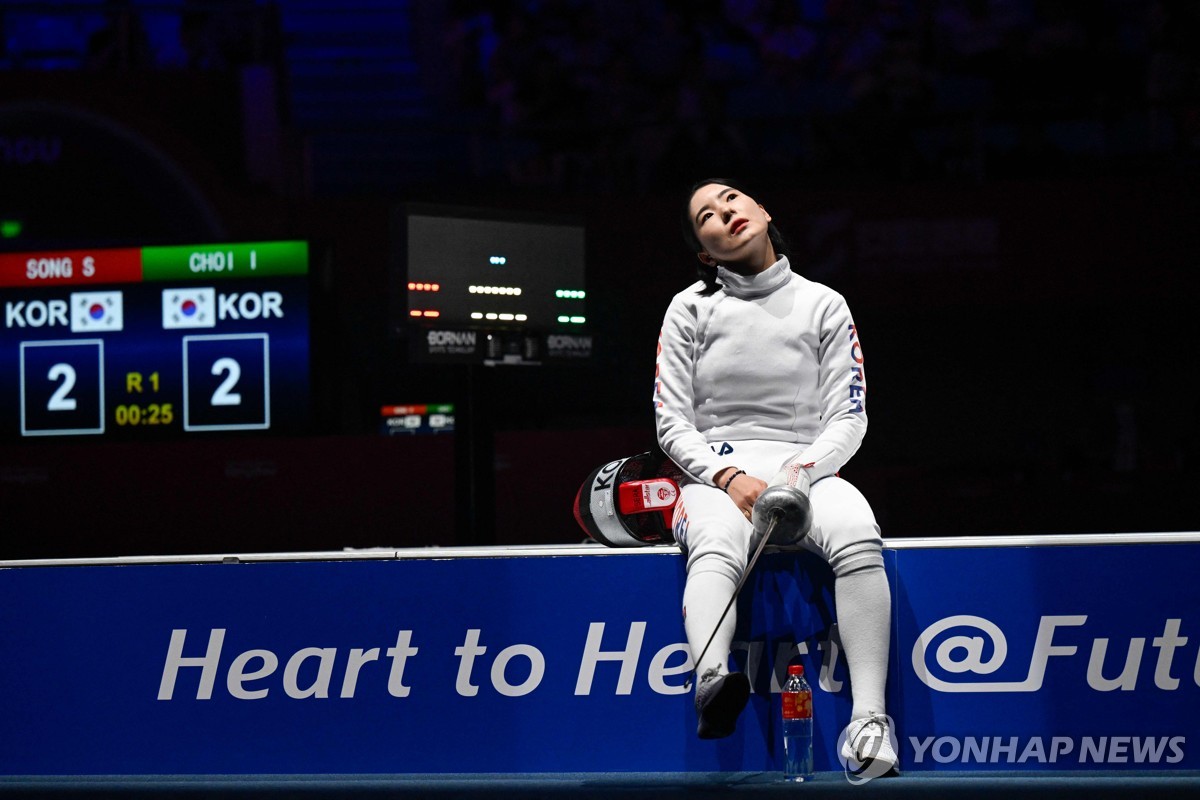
726, 473, 767, 522
769, 462, 812, 497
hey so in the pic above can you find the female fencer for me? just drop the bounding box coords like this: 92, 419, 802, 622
654, 178, 897, 775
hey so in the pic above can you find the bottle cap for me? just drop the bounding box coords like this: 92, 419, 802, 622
788, 664, 804, 676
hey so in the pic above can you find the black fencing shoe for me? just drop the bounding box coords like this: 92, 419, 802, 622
694, 668, 751, 739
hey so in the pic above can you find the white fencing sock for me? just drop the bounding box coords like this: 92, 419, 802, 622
834, 564, 891, 719
683, 570, 739, 678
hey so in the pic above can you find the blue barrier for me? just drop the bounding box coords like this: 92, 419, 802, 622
0, 533, 1197, 776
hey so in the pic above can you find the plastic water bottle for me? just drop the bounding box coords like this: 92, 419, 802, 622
782, 663, 814, 782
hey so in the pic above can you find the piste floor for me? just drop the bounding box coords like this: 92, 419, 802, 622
2, 771, 1200, 798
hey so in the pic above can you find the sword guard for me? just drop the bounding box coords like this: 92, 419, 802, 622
751, 485, 812, 545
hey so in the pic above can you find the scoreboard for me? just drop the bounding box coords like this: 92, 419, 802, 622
0, 241, 310, 439
392, 205, 592, 365
402, 210, 586, 330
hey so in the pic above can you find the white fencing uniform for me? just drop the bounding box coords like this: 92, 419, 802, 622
655, 256, 879, 575
655, 256, 889, 722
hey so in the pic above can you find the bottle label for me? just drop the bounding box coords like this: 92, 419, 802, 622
782, 689, 812, 720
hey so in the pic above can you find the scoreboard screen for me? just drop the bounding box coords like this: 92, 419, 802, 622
0, 241, 310, 439
396, 206, 586, 333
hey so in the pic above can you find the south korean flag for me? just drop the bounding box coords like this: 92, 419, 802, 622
70, 291, 124, 332
162, 287, 216, 329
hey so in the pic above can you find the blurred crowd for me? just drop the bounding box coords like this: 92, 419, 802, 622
6, 1, 1197, 192
435, 0, 1200, 189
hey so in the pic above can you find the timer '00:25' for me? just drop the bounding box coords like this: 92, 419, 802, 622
113, 403, 175, 426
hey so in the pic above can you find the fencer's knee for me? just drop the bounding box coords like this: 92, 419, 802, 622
829, 539, 884, 578
687, 550, 744, 586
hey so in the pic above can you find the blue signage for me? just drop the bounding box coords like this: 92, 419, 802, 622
0, 536, 1196, 776
893, 541, 1197, 771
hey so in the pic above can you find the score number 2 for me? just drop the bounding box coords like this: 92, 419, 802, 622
47, 363, 79, 411
19, 340, 104, 436
211, 357, 242, 406
183, 333, 269, 431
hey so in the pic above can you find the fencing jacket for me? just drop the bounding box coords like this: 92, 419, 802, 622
654, 256, 867, 486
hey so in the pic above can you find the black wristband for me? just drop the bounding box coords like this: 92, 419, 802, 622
721, 469, 746, 492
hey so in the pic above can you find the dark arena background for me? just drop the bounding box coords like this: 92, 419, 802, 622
1, 1, 1198, 797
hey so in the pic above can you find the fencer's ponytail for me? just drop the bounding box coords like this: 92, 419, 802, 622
681, 178, 791, 296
